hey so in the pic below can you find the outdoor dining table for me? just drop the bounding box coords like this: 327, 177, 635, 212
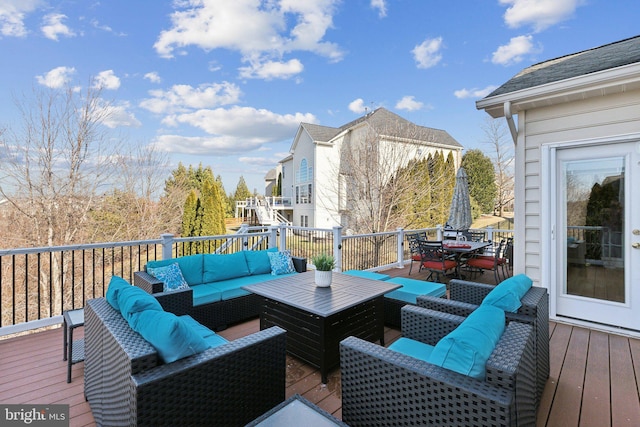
442, 240, 492, 279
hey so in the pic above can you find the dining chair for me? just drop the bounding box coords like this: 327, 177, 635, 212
465, 239, 506, 284
406, 231, 427, 275
418, 240, 458, 281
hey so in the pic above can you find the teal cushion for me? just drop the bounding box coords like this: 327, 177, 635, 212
116, 284, 162, 323
147, 254, 203, 286
385, 278, 446, 303
132, 310, 209, 363
267, 251, 296, 275
106, 276, 131, 310
244, 248, 278, 275
191, 284, 222, 306
482, 274, 533, 313
429, 305, 505, 380
203, 252, 250, 283
343, 270, 391, 281
388, 337, 435, 363
179, 315, 229, 348
147, 263, 190, 293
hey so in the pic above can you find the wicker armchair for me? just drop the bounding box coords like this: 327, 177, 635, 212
417, 278, 549, 409
340, 305, 536, 427
85, 297, 287, 427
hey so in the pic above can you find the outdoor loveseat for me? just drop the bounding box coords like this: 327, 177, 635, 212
134, 248, 306, 330
417, 275, 549, 407
340, 305, 537, 427
85, 276, 287, 426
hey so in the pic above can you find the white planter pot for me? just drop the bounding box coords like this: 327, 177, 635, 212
315, 270, 333, 287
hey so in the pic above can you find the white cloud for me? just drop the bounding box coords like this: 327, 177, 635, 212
92, 70, 120, 90
239, 156, 284, 166
144, 72, 162, 84
349, 98, 367, 114
238, 58, 304, 80
35, 66, 76, 88
412, 37, 443, 69
395, 96, 423, 111
500, 0, 583, 32
41, 13, 76, 41
140, 82, 241, 114
454, 86, 499, 99
153, 106, 316, 156
99, 102, 141, 128
370, 0, 387, 18
163, 106, 315, 140
153, 0, 344, 79
492, 35, 538, 65
0, 0, 42, 37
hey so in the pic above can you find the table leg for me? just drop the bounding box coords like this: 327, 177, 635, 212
67, 327, 73, 383
63, 319, 68, 361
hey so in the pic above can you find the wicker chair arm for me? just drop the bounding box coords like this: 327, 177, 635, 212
131, 326, 287, 426
448, 278, 494, 305
340, 336, 516, 426
134, 271, 164, 294
292, 256, 307, 272
153, 288, 193, 316
400, 305, 464, 345
417, 295, 478, 317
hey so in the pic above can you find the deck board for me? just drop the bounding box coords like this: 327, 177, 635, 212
1, 267, 639, 426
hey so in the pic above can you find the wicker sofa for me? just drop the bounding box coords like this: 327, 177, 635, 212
417, 276, 549, 408
134, 249, 306, 330
340, 305, 537, 427
84, 286, 287, 427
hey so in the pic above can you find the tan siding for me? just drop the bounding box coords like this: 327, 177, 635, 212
521, 89, 640, 289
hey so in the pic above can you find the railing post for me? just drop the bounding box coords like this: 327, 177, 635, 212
333, 226, 343, 271
268, 226, 279, 249
161, 233, 174, 260
436, 224, 443, 240
396, 227, 405, 268
486, 226, 494, 243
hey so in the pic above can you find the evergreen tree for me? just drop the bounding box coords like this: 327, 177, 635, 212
234, 176, 252, 201
182, 190, 199, 255
462, 149, 497, 214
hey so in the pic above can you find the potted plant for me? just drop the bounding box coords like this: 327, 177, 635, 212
311, 253, 335, 287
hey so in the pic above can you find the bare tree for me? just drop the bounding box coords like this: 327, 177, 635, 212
482, 117, 514, 216
0, 85, 127, 315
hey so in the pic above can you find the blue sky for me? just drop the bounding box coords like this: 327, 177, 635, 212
1, 0, 638, 194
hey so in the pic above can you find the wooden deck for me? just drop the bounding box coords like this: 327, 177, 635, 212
1, 266, 639, 426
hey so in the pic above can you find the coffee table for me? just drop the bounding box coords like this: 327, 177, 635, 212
243, 271, 400, 383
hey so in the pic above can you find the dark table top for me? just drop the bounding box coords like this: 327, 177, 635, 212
442, 240, 492, 254
242, 271, 401, 317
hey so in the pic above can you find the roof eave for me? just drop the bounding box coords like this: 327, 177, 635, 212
476, 61, 640, 118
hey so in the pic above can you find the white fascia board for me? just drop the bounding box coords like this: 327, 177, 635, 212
476, 62, 640, 118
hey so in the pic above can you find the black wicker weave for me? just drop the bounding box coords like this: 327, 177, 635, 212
133, 255, 307, 331
84, 297, 287, 427
340, 305, 537, 427
417, 279, 549, 409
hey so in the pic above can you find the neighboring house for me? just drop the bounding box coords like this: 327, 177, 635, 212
265, 108, 462, 230
476, 35, 640, 335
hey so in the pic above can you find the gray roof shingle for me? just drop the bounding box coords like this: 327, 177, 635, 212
485, 35, 640, 98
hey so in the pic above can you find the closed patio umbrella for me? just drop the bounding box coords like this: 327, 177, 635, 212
447, 167, 472, 231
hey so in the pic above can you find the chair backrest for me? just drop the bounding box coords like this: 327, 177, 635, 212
418, 240, 445, 263
466, 230, 486, 242
406, 232, 427, 255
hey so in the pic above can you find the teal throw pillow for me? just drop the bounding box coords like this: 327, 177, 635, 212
146, 254, 203, 285
116, 284, 163, 324
244, 248, 278, 275
106, 275, 131, 310
267, 251, 296, 275
429, 304, 505, 380
133, 310, 209, 363
481, 274, 533, 313
147, 263, 190, 293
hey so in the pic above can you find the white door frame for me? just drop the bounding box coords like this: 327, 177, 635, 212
541, 132, 640, 337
